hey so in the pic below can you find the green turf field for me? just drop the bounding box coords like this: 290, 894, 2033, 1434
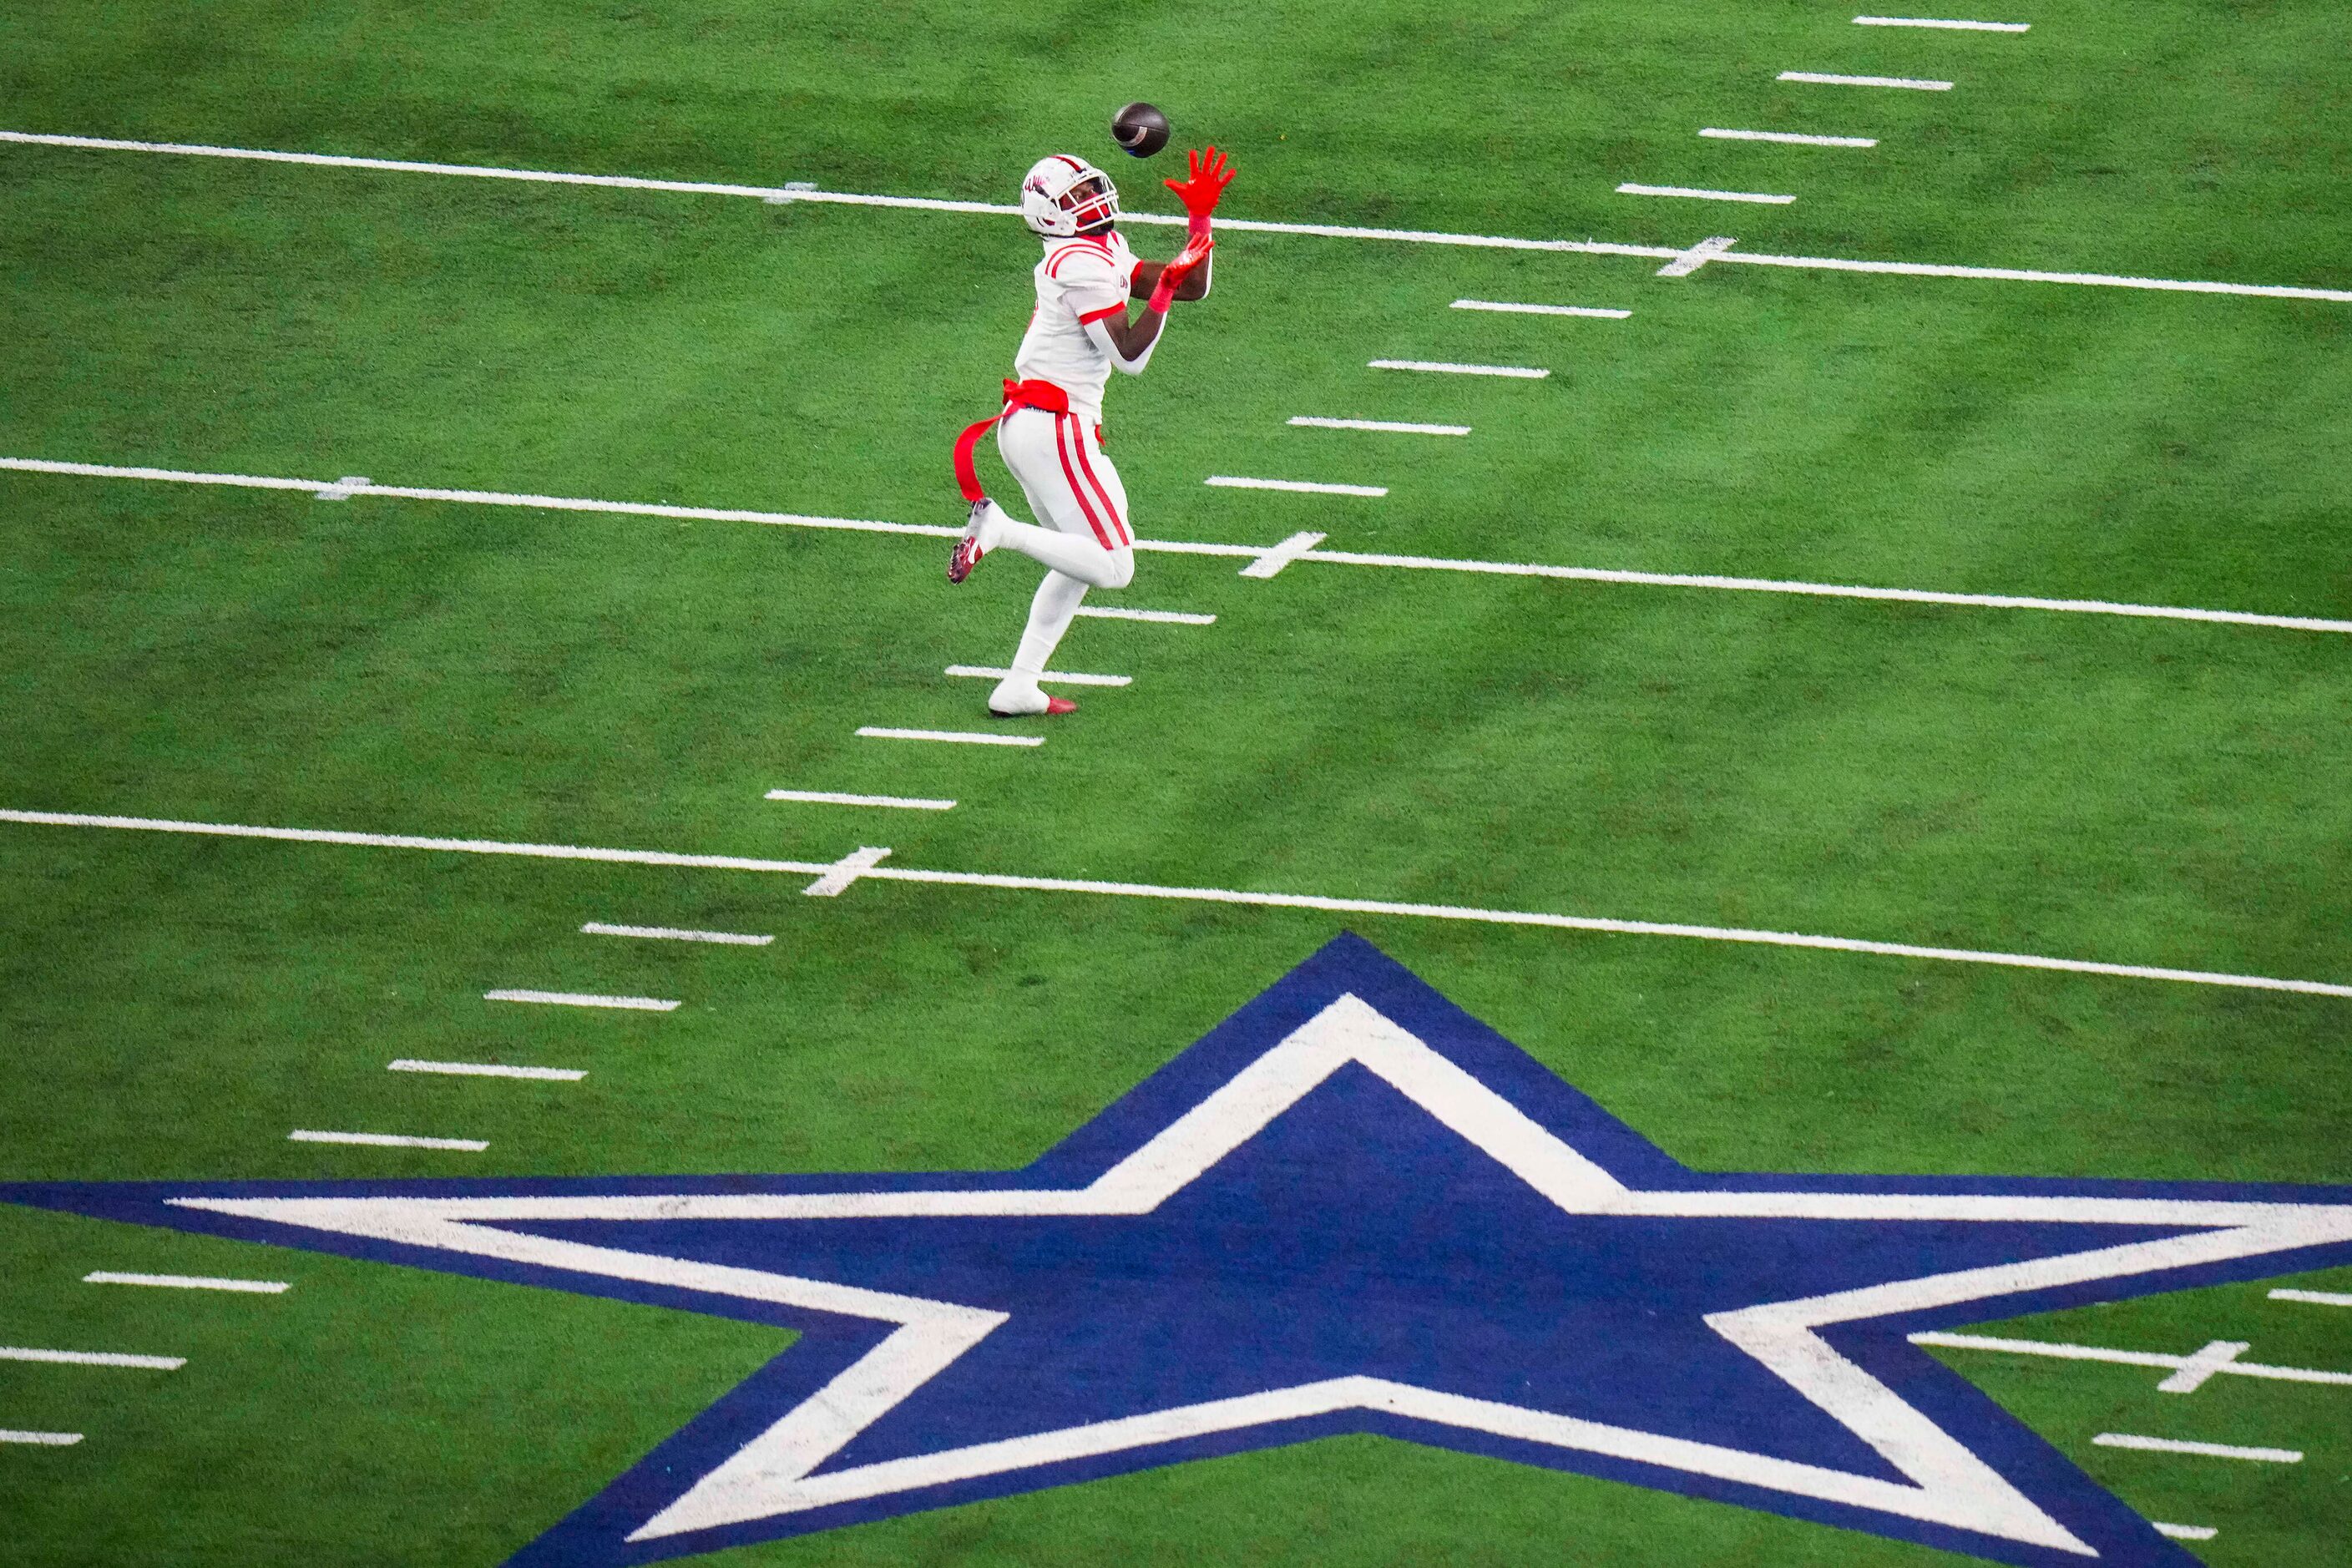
3, 1, 2349, 1563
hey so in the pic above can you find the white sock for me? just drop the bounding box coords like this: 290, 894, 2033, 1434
978, 502, 1132, 589
1013, 571, 1089, 676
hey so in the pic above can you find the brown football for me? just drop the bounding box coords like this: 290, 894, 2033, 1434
1110, 101, 1171, 159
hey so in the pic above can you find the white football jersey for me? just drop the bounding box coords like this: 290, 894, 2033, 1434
1012, 230, 1141, 423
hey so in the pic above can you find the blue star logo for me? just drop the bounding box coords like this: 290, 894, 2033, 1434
10, 934, 2350, 1565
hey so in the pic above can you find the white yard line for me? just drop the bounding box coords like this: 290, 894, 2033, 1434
3, 129, 2344, 304
1701, 128, 1879, 149
943, 665, 1130, 687
2092, 1433, 2301, 1464
802, 845, 893, 898
83, 1270, 287, 1293
1910, 1332, 2352, 1390
483, 989, 680, 1011
8, 453, 2351, 632
388, 1059, 586, 1081
1450, 300, 1631, 319
1618, 183, 1796, 205
1288, 417, 1471, 436
1368, 360, 1550, 379
1780, 71, 1955, 90
0, 1429, 83, 1446
765, 788, 959, 810
1206, 475, 1388, 498
1072, 605, 1216, 625
580, 920, 774, 944
0, 1346, 184, 1370
1854, 16, 2029, 31
8, 808, 2351, 1000
2270, 1287, 2352, 1308
2153, 1525, 2217, 1541
856, 726, 1043, 748
289, 1129, 488, 1151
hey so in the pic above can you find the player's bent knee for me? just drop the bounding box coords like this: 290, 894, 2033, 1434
1100, 547, 1135, 591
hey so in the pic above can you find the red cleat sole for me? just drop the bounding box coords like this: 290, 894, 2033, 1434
989, 695, 1078, 719
947, 535, 983, 584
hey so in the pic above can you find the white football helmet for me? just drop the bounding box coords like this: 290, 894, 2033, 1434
1019, 154, 1120, 238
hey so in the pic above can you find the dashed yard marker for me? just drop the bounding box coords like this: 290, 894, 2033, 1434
944, 665, 1130, 687
290, 1129, 488, 1151
1618, 183, 1796, 205
1368, 360, 1549, 379
1288, 417, 1470, 436
1854, 15, 2029, 30
0, 1346, 184, 1370
389, 1059, 586, 1081
580, 921, 775, 945
1238, 531, 1328, 580
83, 1270, 287, 1293
1206, 476, 1388, 498
11, 810, 2352, 1000
1780, 70, 1955, 90
1701, 128, 1878, 149
1450, 300, 1630, 319
1910, 1331, 2352, 1391
802, 846, 893, 898
484, 989, 680, 1012
766, 788, 957, 810
856, 726, 1042, 748
0, 1429, 83, 1446
2092, 1433, 2301, 1464
2270, 1287, 2352, 1308
1073, 604, 1216, 625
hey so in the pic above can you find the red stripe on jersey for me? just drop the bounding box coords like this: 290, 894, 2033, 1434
1077, 303, 1123, 325
1069, 423, 1130, 546
1055, 415, 1115, 549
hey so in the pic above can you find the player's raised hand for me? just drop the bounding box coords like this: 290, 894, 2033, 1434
1164, 145, 1235, 222
1146, 234, 1216, 311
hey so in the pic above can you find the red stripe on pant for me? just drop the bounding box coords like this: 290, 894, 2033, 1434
1055, 414, 1116, 549
1067, 423, 1130, 546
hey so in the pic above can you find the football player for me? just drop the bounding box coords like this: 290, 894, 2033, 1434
948, 146, 1234, 716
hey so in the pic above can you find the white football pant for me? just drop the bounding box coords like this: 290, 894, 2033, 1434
983, 408, 1136, 711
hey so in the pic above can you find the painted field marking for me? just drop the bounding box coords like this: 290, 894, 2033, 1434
944, 665, 1130, 688
1658, 235, 1740, 277
2153, 1524, 2217, 1541
0, 1429, 83, 1446
1911, 1332, 2352, 1391
8, 454, 2352, 634
2271, 1287, 2352, 1308
290, 1129, 488, 1151
1288, 417, 1471, 436
765, 789, 959, 810
1072, 604, 1216, 625
1206, 476, 1388, 498
1238, 531, 1329, 580
856, 726, 1042, 748
2092, 1433, 2301, 1464
1450, 300, 1631, 319
580, 920, 775, 945
8, 810, 2352, 1001
388, 1060, 586, 1081
83, 1270, 287, 1293
0, 1346, 185, 1370
5, 130, 2346, 305
1780, 71, 1954, 90
1618, 183, 1797, 205
802, 846, 892, 898
1701, 129, 1879, 149
1854, 15, 2029, 31
483, 989, 680, 1012
314, 474, 369, 501
1368, 360, 1550, 379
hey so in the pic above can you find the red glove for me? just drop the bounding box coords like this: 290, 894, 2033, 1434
1147, 234, 1216, 313
1163, 144, 1234, 242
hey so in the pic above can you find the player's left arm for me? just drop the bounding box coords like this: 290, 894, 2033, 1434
1130, 146, 1233, 303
